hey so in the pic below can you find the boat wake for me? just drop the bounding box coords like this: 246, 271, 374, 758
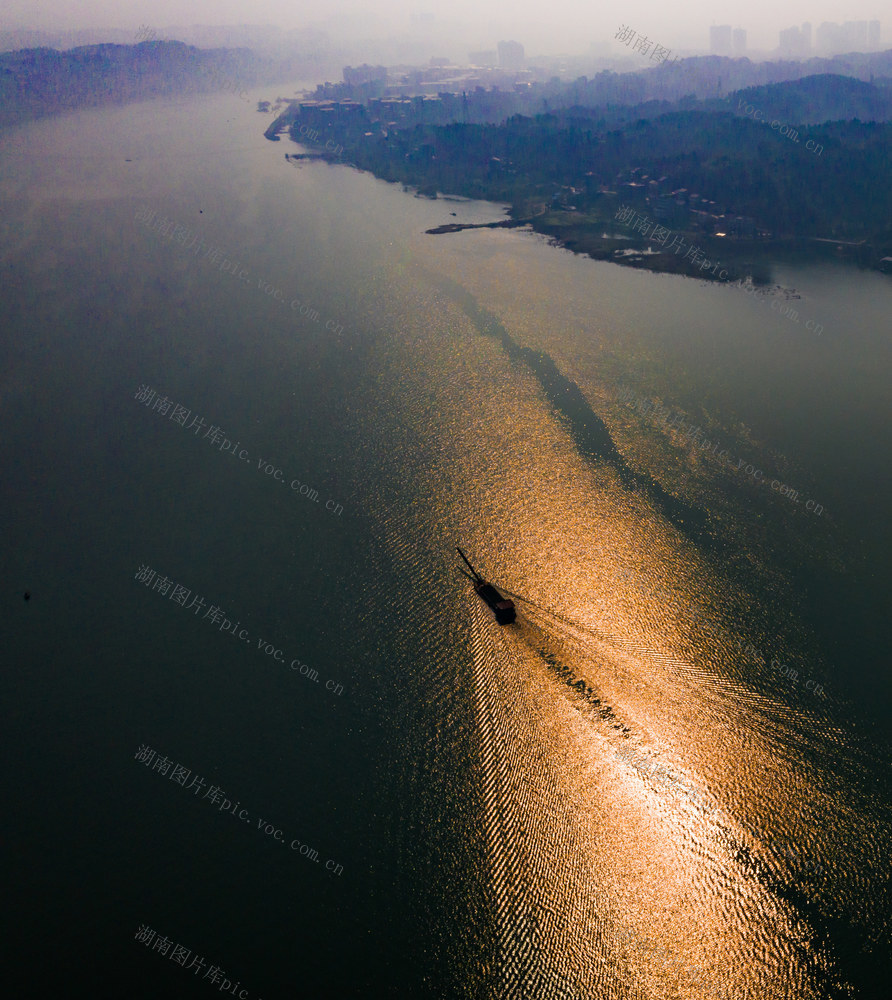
466, 585, 887, 998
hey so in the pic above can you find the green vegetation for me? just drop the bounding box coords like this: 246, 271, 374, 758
286, 98, 892, 272
312, 110, 889, 238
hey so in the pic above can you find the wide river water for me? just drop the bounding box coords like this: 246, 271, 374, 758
2, 87, 891, 999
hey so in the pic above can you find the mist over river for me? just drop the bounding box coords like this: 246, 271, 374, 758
2, 87, 891, 999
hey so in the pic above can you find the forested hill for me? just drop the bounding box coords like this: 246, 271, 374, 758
0, 42, 289, 126
299, 108, 892, 245
709, 74, 892, 124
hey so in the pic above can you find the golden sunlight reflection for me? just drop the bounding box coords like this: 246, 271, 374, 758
361, 257, 882, 999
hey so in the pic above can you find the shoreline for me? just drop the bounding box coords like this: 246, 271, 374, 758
425, 215, 772, 285
424, 211, 883, 286
269, 121, 890, 284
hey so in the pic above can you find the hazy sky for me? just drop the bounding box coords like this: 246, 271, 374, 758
2, 1, 886, 53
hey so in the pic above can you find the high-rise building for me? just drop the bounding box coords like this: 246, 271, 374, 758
710, 25, 733, 55
778, 23, 811, 57
815, 22, 837, 53
779, 26, 799, 55
816, 21, 879, 55
497, 40, 524, 71
732, 28, 747, 56
843, 21, 869, 49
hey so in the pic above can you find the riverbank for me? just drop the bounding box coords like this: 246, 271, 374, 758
269, 102, 892, 283
424, 211, 774, 285
424, 206, 889, 286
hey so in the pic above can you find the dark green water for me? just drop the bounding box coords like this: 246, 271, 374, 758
2, 88, 891, 999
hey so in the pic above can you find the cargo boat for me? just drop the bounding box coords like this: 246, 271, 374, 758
456, 547, 516, 624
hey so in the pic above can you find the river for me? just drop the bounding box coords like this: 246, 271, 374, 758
2, 86, 891, 999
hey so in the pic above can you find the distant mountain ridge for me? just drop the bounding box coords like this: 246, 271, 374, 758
623, 50, 892, 103
453, 50, 892, 119
0, 41, 311, 127
555, 75, 892, 129
0, 24, 334, 56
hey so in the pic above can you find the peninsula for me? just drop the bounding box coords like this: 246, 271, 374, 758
270, 74, 892, 280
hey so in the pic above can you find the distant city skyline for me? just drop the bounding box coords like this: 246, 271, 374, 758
0, 2, 887, 57
777, 19, 882, 57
